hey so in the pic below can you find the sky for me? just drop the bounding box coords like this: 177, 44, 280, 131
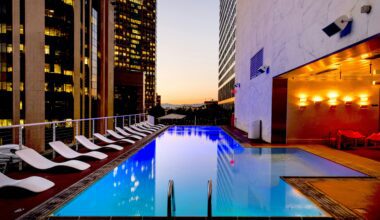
156, 0, 219, 105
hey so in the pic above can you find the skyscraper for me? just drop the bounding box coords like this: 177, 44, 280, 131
0, 0, 114, 150
218, 0, 236, 110
114, 0, 157, 115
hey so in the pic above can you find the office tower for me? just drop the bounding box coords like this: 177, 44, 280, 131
0, 0, 114, 150
114, 0, 157, 114
218, 0, 236, 109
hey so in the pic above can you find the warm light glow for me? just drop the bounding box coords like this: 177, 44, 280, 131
343, 96, 353, 105
361, 53, 369, 59
359, 95, 368, 102
327, 92, 338, 107
343, 96, 353, 102
298, 94, 307, 108
327, 92, 338, 99
359, 94, 369, 108
312, 96, 323, 103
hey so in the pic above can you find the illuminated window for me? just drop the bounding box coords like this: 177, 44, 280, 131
46, 9, 54, 18
7, 67, 12, 72
6, 44, 12, 53
0, 24, 6, 34
64, 70, 73, 76
20, 83, 24, 91
54, 64, 61, 74
63, 0, 74, 6
45, 45, 50, 54
64, 84, 73, 93
20, 44, 24, 51
0, 119, 12, 126
44, 64, 50, 73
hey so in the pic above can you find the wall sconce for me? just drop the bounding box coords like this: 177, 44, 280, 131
359, 95, 369, 108
312, 96, 323, 104
299, 95, 307, 110
327, 92, 339, 109
343, 96, 353, 106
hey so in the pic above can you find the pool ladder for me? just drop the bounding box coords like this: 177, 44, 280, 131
207, 179, 212, 218
167, 179, 176, 217
167, 179, 213, 218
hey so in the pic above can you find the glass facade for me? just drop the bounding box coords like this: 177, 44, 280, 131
114, 0, 156, 114
45, 0, 74, 121
0, 0, 110, 125
218, 0, 236, 109
0, 1, 13, 125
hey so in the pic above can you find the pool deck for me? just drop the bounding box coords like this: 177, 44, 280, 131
0, 126, 168, 220
222, 126, 380, 220
2, 125, 380, 219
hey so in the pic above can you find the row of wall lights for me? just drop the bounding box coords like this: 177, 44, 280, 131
299, 93, 369, 109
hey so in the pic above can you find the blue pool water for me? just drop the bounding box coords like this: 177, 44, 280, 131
53, 126, 366, 217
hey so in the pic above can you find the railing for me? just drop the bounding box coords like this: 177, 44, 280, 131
207, 179, 212, 218
0, 113, 148, 155
167, 179, 176, 217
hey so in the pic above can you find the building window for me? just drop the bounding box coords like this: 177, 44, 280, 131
45, 45, 50, 54
250, 48, 264, 79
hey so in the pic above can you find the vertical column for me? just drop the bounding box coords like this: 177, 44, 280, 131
81, 0, 86, 134
107, 0, 114, 118
25, 0, 45, 151
73, 0, 81, 121
12, 0, 20, 143
99, 0, 114, 132
88, 0, 92, 137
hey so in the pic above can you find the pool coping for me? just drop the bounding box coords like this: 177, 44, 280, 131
220, 126, 373, 220
16, 126, 170, 220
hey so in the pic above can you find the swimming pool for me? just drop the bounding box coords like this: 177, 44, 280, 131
52, 126, 366, 217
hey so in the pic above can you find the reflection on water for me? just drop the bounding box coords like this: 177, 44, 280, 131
54, 126, 365, 217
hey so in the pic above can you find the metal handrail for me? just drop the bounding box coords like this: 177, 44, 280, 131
167, 179, 176, 217
0, 113, 148, 152
0, 113, 147, 129
207, 179, 212, 218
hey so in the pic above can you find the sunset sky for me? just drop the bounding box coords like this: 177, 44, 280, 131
156, 0, 219, 104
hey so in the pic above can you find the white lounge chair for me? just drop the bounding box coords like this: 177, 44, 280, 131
115, 127, 143, 139
145, 121, 164, 128
75, 135, 123, 151
0, 172, 54, 193
49, 141, 107, 160
93, 133, 135, 144
15, 148, 90, 171
123, 126, 147, 137
136, 124, 157, 132
138, 123, 159, 131
130, 125, 153, 134
142, 121, 163, 129
107, 129, 142, 140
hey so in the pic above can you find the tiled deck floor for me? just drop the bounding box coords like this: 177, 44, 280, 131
222, 126, 380, 220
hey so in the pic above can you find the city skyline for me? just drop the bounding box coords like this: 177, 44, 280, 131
156, 0, 219, 104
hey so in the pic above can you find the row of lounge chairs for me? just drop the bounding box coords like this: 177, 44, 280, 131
0, 121, 165, 193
